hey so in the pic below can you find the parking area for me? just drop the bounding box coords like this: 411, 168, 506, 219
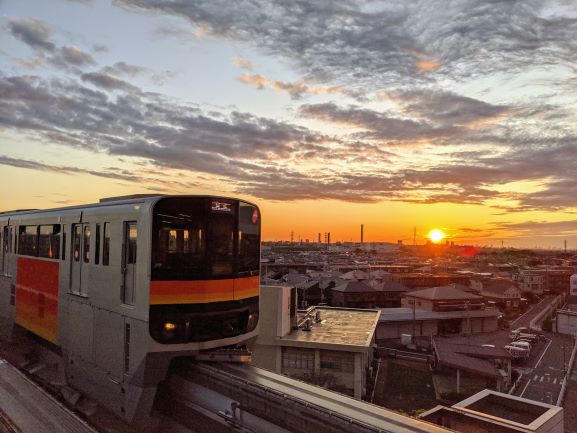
513, 331, 573, 404
445, 295, 571, 404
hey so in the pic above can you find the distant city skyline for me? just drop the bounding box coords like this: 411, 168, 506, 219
2, 1, 577, 248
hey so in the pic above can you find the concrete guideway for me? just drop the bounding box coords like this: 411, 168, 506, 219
511, 295, 556, 329
0, 358, 97, 433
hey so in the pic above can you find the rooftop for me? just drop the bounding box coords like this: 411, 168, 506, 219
378, 307, 499, 322
280, 307, 380, 348
455, 389, 562, 428
421, 389, 563, 433
434, 339, 511, 378
405, 285, 483, 301
331, 280, 377, 293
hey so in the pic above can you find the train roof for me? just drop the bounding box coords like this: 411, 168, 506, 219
0, 194, 258, 218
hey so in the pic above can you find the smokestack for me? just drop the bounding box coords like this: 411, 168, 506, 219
327, 232, 331, 245
318, 233, 321, 244
361, 224, 364, 244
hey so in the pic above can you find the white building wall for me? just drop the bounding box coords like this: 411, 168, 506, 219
570, 275, 577, 296
557, 311, 577, 336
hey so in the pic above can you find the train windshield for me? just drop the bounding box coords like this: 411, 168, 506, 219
151, 197, 260, 280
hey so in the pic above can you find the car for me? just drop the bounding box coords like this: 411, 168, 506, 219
504, 345, 530, 359
509, 341, 531, 351
515, 333, 538, 344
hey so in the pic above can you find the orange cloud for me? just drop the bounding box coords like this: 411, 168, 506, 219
239, 73, 343, 99
407, 48, 441, 72
240, 73, 269, 89
232, 57, 255, 70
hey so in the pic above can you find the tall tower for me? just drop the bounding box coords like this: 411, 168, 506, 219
361, 224, 364, 244
318, 233, 321, 244
327, 232, 331, 245
290, 231, 294, 243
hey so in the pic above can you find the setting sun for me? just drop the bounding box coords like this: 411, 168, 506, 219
428, 229, 446, 243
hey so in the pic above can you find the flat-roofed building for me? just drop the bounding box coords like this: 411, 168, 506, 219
556, 304, 577, 335
402, 285, 486, 312
252, 285, 380, 399
376, 306, 499, 340
420, 389, 563, 433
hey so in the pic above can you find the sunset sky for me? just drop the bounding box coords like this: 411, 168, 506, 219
2, 0, 577, 248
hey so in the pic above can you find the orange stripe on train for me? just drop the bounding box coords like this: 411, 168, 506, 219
15, 257, 59, 344
150, 276, 259, 304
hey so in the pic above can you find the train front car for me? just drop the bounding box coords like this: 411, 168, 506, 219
149, 197, 261, 350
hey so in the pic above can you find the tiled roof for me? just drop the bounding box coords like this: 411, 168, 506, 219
405, 285, 482, 301
331, 280, 378, 293
434, 339, 510, 378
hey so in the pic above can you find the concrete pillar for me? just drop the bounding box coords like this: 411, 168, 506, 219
354, 353, 363, 399
314, 349, 320, 377
456, 369, 460, 394
275, 346, 282, 373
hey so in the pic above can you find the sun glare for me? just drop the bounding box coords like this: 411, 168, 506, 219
428, 229, 446, 244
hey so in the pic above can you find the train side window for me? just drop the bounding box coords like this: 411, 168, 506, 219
83, 225, 91, 263
127, 224, 137, 264
95, 224, 101, 265
38, 224, 61, 259
102, 222, 110, 266
73, 225, 81, 262
61, 225, 66, 261
2, 226, 7, 254
18, 225, 38, 256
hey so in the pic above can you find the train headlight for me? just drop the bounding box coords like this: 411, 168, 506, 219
246, 312, 259, 332
162, 322, 177, 340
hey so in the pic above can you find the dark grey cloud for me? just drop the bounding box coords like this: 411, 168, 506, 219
494, 220, 577, 235
2, 71, 577, 208
0, 155, 141, 182
0, 73, 331, 181
103, 61, 148, 77
300, 102, 446, 142
115, 0, 577, 90
59, 46, 96, 67
300, 90, 512, 143
392, 90, 512, 126
6, 18, 97, 70
7, 18, 55, 51
81, 72, 139, 92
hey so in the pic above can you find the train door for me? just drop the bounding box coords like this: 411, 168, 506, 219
1, 225, 13, 276
122, 222, 137, 305
70, 223, 90, 296
0, 225, 5, 275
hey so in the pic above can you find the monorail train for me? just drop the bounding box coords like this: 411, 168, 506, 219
0, 194, 261, 423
